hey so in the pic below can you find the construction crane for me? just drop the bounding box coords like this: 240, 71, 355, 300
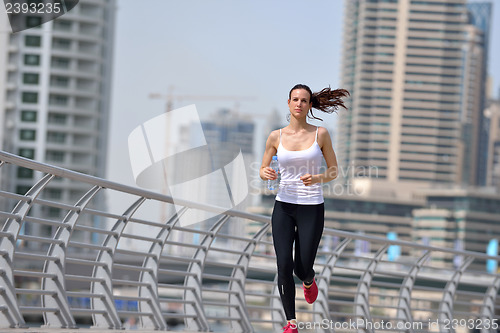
149, 86, 257, 113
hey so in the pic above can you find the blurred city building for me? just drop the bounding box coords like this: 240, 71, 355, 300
0, 1, 117, 247
485, 97, 500, 189
167, 108, 256, 255
412, 187, 500, 271
337, 0, 491, 197
467, 1, 492, 187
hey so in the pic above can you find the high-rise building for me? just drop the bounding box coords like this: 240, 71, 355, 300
0, 1, 116, 244
337, 0, 490, 198
467, 2, 492, 186
485, 98, 500, 189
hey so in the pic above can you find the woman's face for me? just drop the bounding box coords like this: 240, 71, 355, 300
288, 89, 312, 119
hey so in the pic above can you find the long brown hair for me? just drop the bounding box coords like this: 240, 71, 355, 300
289, 84, 350, 121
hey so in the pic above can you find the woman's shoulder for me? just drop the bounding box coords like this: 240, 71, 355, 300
266, 129, 281, 147
268, 128, 281, 139
316, 126, 330, 137
316, 126, 332, 146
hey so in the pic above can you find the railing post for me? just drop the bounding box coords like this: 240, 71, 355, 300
0, 173, 53, 328
354, 244, 388, 333
138, 206, 188, 330
41, 186, 101, 328
228, 223, 270, 332
314, 238, 351, 333
480, 276, 500, 333
438, 256, 474, 333
91, 197, 146, 329
396, 251, 431, 333
184, 215, 230, 332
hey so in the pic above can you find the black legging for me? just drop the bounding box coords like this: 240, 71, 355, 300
271, 200, 325, 321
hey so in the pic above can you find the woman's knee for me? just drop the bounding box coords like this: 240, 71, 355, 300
293, 267, 305, 281
277, 261, 294, 276
293, 265, 311, 281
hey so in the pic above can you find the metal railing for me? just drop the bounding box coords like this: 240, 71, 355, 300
0, 150, 499, 332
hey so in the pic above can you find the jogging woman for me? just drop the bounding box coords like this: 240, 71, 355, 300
259, 84, 349, 333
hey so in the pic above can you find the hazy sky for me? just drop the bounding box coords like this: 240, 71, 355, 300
108, 0, 345, 186
107, 0, 499, 189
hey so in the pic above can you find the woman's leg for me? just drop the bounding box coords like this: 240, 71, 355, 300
272, 201, 297, 321
293, 203, 324, 283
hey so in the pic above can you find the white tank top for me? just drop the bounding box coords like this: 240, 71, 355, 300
276, 127, 324, 205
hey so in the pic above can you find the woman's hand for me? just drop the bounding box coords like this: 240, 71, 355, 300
261, 167, 278, 180
300, 174, 319, 186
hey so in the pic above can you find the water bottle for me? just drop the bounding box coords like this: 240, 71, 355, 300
268, 156, 279, 190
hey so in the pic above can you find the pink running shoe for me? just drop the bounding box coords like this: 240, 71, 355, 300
282, 322, 298, 333
303, 279, 318, 304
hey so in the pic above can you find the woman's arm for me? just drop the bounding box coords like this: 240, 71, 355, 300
260, 130, 279, 180
300, 127, 338, 186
